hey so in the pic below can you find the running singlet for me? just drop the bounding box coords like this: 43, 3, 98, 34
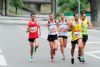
72, 21, 82, 41
82, 19, 88, 35
59, 21, 68, 36
48, 21, 57, 35
28, 21, 39, 39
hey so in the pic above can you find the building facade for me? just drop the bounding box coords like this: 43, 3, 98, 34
23, 0, 52, 14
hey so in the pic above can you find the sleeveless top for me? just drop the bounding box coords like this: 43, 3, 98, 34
48, 21, 58, 35
58, 20, 68, 36
28, 20, 39, 39
82, 19, 88, 35
71, 20, 82, 41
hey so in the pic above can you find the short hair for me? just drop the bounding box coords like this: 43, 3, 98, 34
49, 13, 54, 15
81, 11, 86, 15
31, 11, 36, 17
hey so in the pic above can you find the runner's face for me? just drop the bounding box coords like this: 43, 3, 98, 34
82, 14, 86, 20
31, 15, 36, 20
74, 14, 79, 20
61, 14, 65, 20
49, 14, 54, 20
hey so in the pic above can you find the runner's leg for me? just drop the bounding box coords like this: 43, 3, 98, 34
77, 39, 85, 62
49, 41, 54, 61
59, 37, 64, 56
53, 40, 58, 56
63, 38, 67, 48
35, 38, 39, 52
29, 42, 34, 62
71, 41, 76, 64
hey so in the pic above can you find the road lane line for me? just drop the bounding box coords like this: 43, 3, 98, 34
87, 42, 100, 44
85, 52, 100, 60
0, 49, 2, 53
0, 55, 7, 66
89, 37, 100, 41
89, 29, 100, 33
89, 51, 100, 54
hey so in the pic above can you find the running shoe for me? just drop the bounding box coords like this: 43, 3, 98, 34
71, 58, 74, 64
62, 55, 65, 60
51, 57, 54, 62
81, 57, 85, 62
78, 56, 82, 62
29, 57, 33, 62
34, 47, 38, 52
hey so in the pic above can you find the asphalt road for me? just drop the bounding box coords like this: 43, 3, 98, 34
0, 23, 100, 67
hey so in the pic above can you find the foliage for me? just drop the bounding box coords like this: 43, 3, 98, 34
10, 0, 24, 8
57, 0, 90, 15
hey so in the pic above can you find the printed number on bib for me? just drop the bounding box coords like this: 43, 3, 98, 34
30, 27, 37, 32
50, 29, 56, 33
74, 32, 80, 37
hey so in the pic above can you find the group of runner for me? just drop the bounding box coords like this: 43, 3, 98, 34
26, 11, 93, 64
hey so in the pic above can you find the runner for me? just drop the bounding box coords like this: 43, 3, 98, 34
79, 11, 93, 62
26, 12, 40, 62
45, 13, 58, 62
58, 13, 68, 60
68, 12, 83, 64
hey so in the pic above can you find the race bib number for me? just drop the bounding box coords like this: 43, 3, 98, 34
60, 28, 67, 32
50, 29, 56, 33
30, 27, 37, 32
74, 32, 80, 37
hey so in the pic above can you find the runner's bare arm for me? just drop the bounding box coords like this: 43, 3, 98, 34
56, 20, 60, 32
44, 22, 49, 27
37, 22, 41, 36
26, 23, 30, 32
67, 20, 73, 31
88, 20, 93, 29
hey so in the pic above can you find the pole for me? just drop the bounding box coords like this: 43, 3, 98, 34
5, 0, 9, 16
51, 0, 56, 18
0, 0, 3, 15
78, 0, 80, 18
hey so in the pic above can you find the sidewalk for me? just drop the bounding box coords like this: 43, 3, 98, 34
0, 15, 49, 20
0, 15, 49, 25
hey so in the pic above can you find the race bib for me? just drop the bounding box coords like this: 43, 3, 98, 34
60, 28, 67, 32
74, 32, 80, 37
30, 27, 37, 32
49, 29, 56, 33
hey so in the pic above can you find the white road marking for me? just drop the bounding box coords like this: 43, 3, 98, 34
0, 49, 7, 66
89, 51, 100, 54
89, 37, 100, 41
0, 55, 7, 66
0, 49, 2, 53
85, 52, 100, 60
89, 29, 100, 33
87, 42, 100, 44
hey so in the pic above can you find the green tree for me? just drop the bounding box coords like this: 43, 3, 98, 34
10, 0, 24, 14
57, 0, 90, 15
